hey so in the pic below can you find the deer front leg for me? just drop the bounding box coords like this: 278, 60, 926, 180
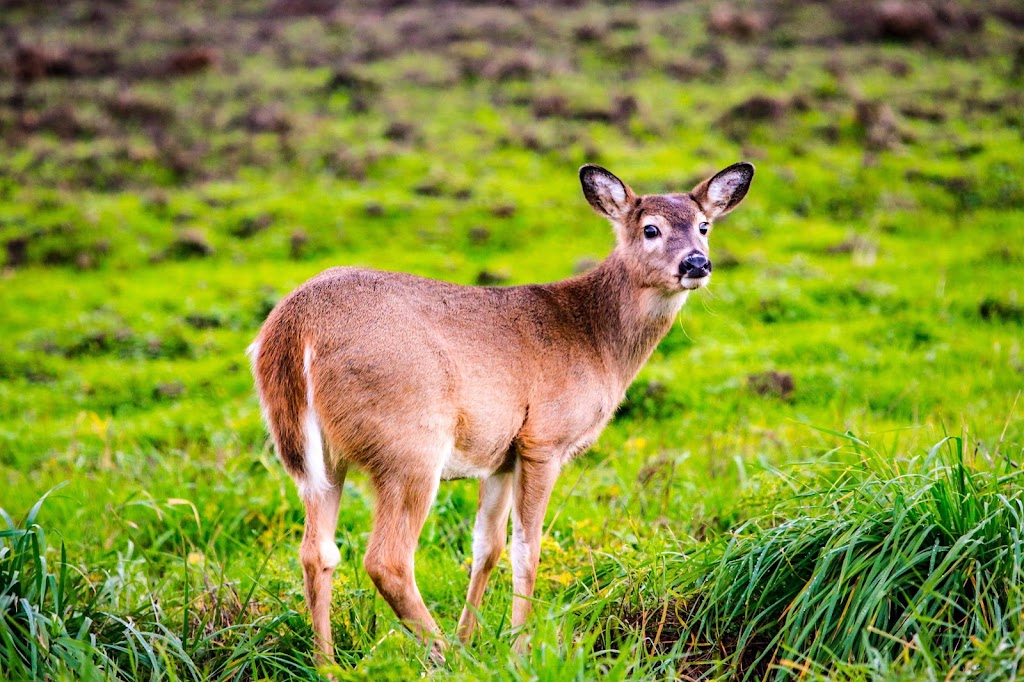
509, 456, 561, 653
457, 472, 514, 642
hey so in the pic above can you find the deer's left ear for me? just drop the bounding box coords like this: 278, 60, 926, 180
691, 162, 754, 219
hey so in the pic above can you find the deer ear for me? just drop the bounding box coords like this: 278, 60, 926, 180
692, 162, 754, 219
580, 165, 637, 221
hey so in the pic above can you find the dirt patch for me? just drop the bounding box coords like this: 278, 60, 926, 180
230, 214, 274, 239
935, 3, 984, 31
833, 1, 984, 45
877, 2, 943, 42
482, 52, 540, 82
162, 47, 219, 76
727, 96, 789, 122
708, 5, 769, 40
834, 1, 937, 43
490, 203, 516, 218
0, 0, 1012, 197
5, 237, 29, 268
994, 5, 1024, 29
167, 229, 215, 259
325, 66, 379, 93
615, 598, 774, 679
617, 380, 673, 420
824, 234, 877, 255
714, 249, 741, 269
979, 297, 1023, 323
18, 105, 94, 139
718, 95, 789, 141
475, 270, 509, 285
532, 94, 570, 119
693, 43, 729, 77
185, 581, 268, 648
531, 93, 637, 127
289, 229, 309, 259
904, 169, 980, 211
573, 22, 607, 43
886, 57, 913, 77
267, 0, 339, 18
236, 105, 292, 134
899, 103, 946, 122
574, 256, 599, 274
603, 39, 650, 70
384, 121, 417, 143
855, 100, 902, 150
467, 226, 490, 245
13, 44, 119, 82
748, 371, 795, 400
1013, 45, 1024, 81
154, 381, 185, 399
664, 58, 705, 81
105, 92, 175, 126
184, 312, 223, 330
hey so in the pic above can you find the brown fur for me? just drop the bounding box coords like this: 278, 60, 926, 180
251, 306, 308, 476
249, 162, 754, 663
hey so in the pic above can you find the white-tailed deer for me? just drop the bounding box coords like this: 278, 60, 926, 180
248, 162, 754, 664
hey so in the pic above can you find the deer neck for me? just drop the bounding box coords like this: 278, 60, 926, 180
563, 252, 687, 390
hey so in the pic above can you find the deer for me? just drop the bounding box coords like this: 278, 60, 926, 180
248, 161, 754, 665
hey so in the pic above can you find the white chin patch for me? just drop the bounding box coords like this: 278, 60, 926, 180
679, 275, 711, 290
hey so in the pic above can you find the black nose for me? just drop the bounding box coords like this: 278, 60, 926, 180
681, 252, 711, 278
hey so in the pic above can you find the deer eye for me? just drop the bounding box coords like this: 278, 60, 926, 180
643, 225, 660, 239
699, 222, 710, 235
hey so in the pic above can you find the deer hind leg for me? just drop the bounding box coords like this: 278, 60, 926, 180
457, 472, 514, 642
509, 457, 560, 653
299, 464, 346, 665
364, 466, 444, 661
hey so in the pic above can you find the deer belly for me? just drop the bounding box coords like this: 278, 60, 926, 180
440, 448, 496, 480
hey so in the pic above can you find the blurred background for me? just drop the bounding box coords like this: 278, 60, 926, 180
0, 0, 1022, 678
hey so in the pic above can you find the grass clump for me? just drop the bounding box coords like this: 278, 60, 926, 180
0, 486, 319, 681
0, 486, 110, 679
593, 429, 1024, 680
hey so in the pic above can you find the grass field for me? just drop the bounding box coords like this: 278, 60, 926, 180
1, 1, 1023, 679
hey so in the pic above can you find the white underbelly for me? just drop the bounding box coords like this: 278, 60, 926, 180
440, 448, 495, 480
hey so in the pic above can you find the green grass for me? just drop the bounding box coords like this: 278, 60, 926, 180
7, 429, 1024, 680
1, 484, 320, 681
1, 0, 1023, 679
578, 428, 1024, 679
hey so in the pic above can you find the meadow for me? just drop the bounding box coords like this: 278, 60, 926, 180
1, 1, 1023, 679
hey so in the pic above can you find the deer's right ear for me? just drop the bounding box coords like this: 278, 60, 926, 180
580, 165, 637, 221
